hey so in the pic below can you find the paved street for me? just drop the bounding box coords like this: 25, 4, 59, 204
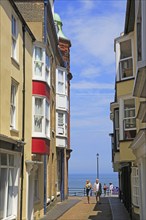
41, 196, 131, 220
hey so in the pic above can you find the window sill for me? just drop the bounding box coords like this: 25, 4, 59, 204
10, 127, 19, 134
116, 76, 135, 83
11, 57, 20, 70
4, 215, 16, 220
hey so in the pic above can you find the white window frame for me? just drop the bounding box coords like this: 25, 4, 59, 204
56, 67, 68, 95
119, 39, 133, 80
0, 151, 20, 219
57, 111, 67, 136
11, 14, 18, 61
132, 167, 140, 207
10, 80, 18, 130
32, 96, 50, 138
33, 44, 50, 86
115, 34, 134, 82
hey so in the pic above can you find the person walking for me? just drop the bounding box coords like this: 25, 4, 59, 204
109, 183, 114, 196
93, 179, 102, 204
103, 183, 108, 196
85, 180, 92, 204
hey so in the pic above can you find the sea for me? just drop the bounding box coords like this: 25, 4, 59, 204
68, 173, 119, 193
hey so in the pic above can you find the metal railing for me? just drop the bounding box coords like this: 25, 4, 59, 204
68, 187, 119, 197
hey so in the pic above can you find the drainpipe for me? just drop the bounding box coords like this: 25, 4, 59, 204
44, 0, 47, 215
61, 149, 64, 201
20, 25, 26, 220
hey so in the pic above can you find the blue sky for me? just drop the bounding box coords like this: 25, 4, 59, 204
55, 0, 127, 174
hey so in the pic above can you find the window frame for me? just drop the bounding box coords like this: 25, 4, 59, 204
119, 39, 133, 80
10, 80, 18, 130
0, 152, 19, 219
33, 44, 50, 86
122, 98, 136, 140
132, 167, 140, 207
57, 111, 67, 136
56, 67, 68, 95
11, 14, 18, 61
32, 96, 50, 138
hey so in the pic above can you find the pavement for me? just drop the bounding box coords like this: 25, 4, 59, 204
41, 196, 131, 220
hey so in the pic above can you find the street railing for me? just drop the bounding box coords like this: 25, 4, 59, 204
68, 187, 119, 197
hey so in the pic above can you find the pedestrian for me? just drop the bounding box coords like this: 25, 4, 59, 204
93, 178, 102, 204
103, 183, 108, 196
85, 180, 92, 204
109, 183, 114, 196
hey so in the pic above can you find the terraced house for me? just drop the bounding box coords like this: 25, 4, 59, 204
0, 0, 72, 219
110, 0, 146, 220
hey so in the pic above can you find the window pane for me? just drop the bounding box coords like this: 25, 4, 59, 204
1, 154, 7, 166
35, 98, 43, 115
9, 155, 14, 167
58, 113, 63, 126
34, 98, 43, 132
120, 40, 132, 59
35, 47, 42, 61
120, 58, 133, 78
7, 169, 14, 217
58, 70, 63, 82
0, 168, 7, 219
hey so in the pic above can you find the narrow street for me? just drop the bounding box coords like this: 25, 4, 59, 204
41, 196, 131, 220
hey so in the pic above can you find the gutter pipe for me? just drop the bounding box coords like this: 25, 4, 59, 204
43, 0, 48, 215
20, 25, 26, 220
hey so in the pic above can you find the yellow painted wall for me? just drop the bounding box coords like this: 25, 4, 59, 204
117, 79, 134, 98
27, 22, 43, 42
119, 141, 136, 161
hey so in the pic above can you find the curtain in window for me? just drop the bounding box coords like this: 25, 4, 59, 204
34, 98, 43, 132
7, 169, 14, 216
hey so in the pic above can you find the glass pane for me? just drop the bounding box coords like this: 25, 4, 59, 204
45, 102, 49, 119
120, 39, 132, 59
120, 58, 133, 78
58, 70, 63, 82
34, 116, 42, 132
0, 168, 7, 219
45, 119, 49, 136
58, 113, 63, 126
7, 169, 14, 217
35, 47, 42, 61
1, 154, 7, 166
58, 82, 64, 93
34, 62, 42, 77
35, 98, 43, 115
9, 155, 14, 167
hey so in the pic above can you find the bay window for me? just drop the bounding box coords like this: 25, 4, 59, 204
123, 99, 136, 139
33, 97, 50, 138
